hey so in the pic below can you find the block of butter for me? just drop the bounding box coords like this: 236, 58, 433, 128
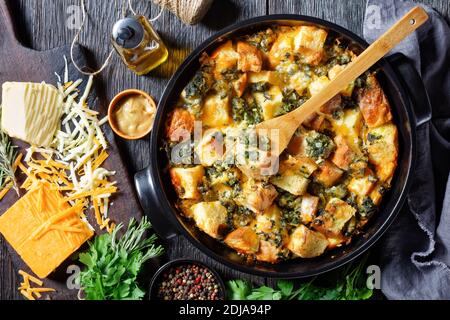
1, 82, 63, 147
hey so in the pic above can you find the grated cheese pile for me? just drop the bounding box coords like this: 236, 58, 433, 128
0, 58, 118, 300
18, 152, 116, 233
18, 270, 55, 300
19, 59, 117, 232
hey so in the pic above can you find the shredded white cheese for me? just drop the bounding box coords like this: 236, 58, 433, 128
32, 57, 117, 225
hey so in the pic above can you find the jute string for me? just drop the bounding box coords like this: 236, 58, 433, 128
70, 0, 212, 76
70, 0, 164, 76
152, 0, 213, 25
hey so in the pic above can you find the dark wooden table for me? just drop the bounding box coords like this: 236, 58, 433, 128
1, 0, 449, 300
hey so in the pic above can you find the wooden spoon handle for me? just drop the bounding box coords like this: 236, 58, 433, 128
289, 6, 428, 124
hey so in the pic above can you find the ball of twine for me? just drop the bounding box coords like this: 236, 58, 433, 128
152, 0, 213, 25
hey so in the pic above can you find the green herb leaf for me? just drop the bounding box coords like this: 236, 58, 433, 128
277, 280, 294, 297
227, 255, 374, 301
78, 252, 94, 268
227, 280, 252, 300
78, 217, 164, 300
247, 286, 276, 300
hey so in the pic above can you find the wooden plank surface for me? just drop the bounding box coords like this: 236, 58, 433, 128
2, 0, 449, 300
0, 0, 146, 299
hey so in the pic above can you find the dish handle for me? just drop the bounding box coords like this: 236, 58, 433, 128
387, 53, 432, 126
134, 167, 179, 241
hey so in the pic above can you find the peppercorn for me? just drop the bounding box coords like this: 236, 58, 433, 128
156, 263, 222, 300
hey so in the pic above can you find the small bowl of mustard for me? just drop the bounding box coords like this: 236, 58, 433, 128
108, 89, 157, 140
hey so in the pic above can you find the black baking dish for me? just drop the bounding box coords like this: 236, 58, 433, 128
135, 15, 431, 278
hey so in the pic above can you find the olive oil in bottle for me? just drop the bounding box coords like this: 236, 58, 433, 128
112, 16, 168, 75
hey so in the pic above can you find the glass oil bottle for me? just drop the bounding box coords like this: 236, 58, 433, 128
112, 15, 168, 75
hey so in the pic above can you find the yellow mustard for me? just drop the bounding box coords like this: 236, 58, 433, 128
113, 94, 155, 137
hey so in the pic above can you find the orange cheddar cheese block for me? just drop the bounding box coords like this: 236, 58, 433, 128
0, 182, 93, 278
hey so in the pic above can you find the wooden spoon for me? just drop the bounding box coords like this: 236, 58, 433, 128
256, 6, 429, 157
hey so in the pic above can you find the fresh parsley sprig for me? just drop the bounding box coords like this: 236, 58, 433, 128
78, 217, 164, 300
227, 256, 373, 300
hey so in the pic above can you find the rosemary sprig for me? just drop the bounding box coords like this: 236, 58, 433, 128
111, 216, 165, 261
0, 114, 19, 195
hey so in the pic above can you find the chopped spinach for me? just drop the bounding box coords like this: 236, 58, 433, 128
332, 109, 344, 120
249, 81, 269, 92
354, 77, 365, 89
341, 96, 358, 109
336, 54, 351, 65
305, 131, 336, 160
346, 193, 358, 207
231, 97, 263, 125
231, 97, 247, 122
198, 179, 216, 201
259, 135, 271, 151
367, 132, 382, 143
277, 192, 303, 226
307, 181, 327, 206
325, 185, 348, 199
221, 67, 240, 81
314, 65, 329, 77
229, 206, 255, 228
359, 197, 377, 218
274, 89, 307, 117
184, 69, 212, 99
246, 29, 277, 52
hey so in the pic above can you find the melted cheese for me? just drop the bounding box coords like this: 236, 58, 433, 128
329, 108, 363, 154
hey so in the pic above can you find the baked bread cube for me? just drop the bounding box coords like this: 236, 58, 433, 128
201, 94, 232, 128
308, 76, 330, 96
270, 156, 317, 196
191, 201, 228, 239
358, 74, 393, 128
313, 198, 356, 236
253, 85, 284, 120
293, 26, 328, 65
224, 226, 260, 254
236, 179, 278, 214
300, 194, 320, 223
331, 135, 357, 170
166, 108, 195, 142
170, 166, 205, 199
366, 123, 398, 183
237, 41, 263, 72
314, 160, 343, 187
328, 64, 355, 97
347, 168, 377, 197
254, 205, 286, 263
287, 225, 328, 258
268, 27, 297, 68
195, 130, 224, 166
211, 40, 239, 78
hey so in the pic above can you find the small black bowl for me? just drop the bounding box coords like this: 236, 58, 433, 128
149, 259, 227, 300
